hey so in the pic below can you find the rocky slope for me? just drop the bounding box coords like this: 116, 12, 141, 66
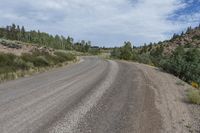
161, 26, 200, 54
0, 39, 55, 56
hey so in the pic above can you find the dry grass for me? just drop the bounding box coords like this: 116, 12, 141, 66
191, 82, 199, 89
187, 89, 200, 105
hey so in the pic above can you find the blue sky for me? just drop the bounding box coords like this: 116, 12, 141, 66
0, 0, 200, 47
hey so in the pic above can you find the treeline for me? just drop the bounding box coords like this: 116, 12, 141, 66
0, 24, 95, 53
111, 42, 200, 87
171, 24, 200, 40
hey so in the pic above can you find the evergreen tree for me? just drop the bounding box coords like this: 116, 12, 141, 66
0, 24, 94, 52
21, 26, 26, 41
120, 41, 133, 60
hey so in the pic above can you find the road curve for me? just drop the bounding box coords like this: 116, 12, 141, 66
0, 57, 164, 133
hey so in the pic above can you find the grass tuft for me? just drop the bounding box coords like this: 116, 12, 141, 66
187, 89, 200, 105
54, 51, 76, 61
176, 80, 185, 86
191, 82, 199, 89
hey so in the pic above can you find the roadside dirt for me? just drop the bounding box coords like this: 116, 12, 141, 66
133, 62, 199, 133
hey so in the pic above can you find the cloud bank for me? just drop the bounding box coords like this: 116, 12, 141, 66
0, 0, 199, 46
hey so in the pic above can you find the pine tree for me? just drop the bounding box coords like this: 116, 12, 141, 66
21, 26, 26, 41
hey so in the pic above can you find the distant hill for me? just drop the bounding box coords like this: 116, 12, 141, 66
158, 25, 200, 54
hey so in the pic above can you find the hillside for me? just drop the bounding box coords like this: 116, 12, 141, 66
0, 24, 106, 84
0, 24, 97, 54
0, 38, 77, 83
111, 25, 200, 96
0, 39, 54, 56
159, 26, 200, 54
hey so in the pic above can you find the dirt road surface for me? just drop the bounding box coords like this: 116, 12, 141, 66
0, 57, 195, 133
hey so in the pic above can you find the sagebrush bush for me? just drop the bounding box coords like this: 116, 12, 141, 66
14, 58, 33, 70
0, 53, 17, 66
33, 56, 50, 67
0, 39, 22, 49
160, 47, 200, 86
54, 51, 76, 61
137, 53, 153, 65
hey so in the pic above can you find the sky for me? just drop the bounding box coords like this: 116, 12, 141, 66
0, 0, 200, 47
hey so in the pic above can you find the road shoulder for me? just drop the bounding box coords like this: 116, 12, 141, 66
132, 62, 199, 133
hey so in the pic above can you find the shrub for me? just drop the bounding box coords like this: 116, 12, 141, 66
187, 89, 200, 104
33, 56, 50, 67
0, 53, 17, 66
137, 53, 152, 65
54, 51, 76, 61
0, 72, 18, 81
88, 48, 101, 55
176, 80, 185, 86
0, 39, 22, 49
192, 35, 200, 40
160, 47, 200, 85
120, 42, 133, 60
14, 58, 33, 70
22, 52, 54, 67
21, 53, 35, 62
111, 48, 121, 59
0, 50, 77, 82
44, 55, 59, 66
191, 82, 199, 89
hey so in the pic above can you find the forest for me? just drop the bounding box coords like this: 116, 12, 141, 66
0, 24, 98, 53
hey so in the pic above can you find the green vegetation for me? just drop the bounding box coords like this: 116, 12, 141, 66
161, 47, 200, 86
119, 42, 134, 60
0, 51, 76, 82
0, 23, 199, 105
0, 24, 104, 82
187, 89, 200, 105
111, 41, 137, 60
111, 43, 200, 86
0, 24, 107, 57
0, 39, 22, 49
192, 35, 200, 40
0, 24, 99, 53
87, 47, 101, 55
110, 24, 200, 104
111, 23, 200, 88
54, 51, 76, 61
111, 42, 200, 106
176, 80, 185, 86
110, 25, 200, 105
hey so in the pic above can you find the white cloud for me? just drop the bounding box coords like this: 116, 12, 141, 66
0, 0, 198, 46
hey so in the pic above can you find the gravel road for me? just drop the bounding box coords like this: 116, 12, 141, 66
0, 57, 195, 133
